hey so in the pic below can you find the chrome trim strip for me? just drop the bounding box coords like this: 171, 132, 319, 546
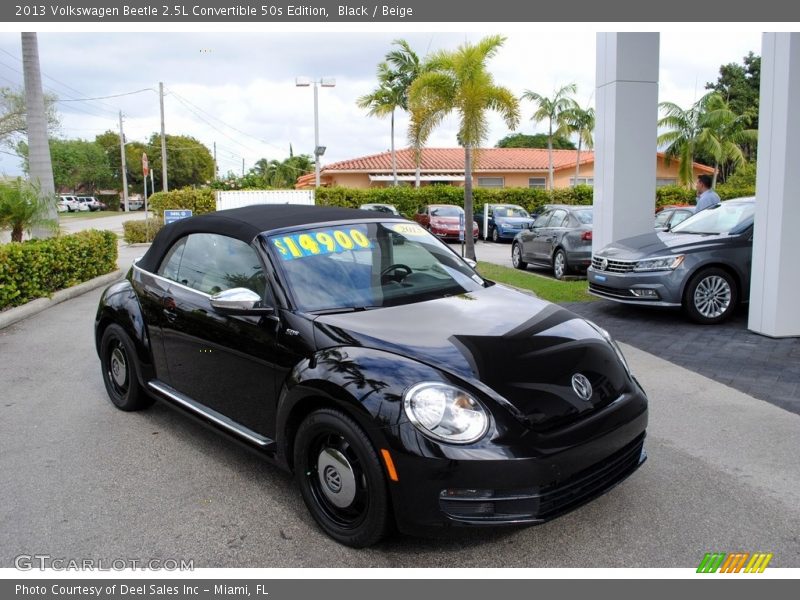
133, 262, 211, 298
587, 289, 681, 308
147, 380, 272, 447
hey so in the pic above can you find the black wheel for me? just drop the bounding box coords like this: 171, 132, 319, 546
99, 324, 153, 411
294, 408, 390, 547
491, 227, 500, 243
512, 243, 528, 270
684, 267, 738, 324
553, 248, 568, 280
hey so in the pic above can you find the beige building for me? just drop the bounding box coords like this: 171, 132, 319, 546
296, 147, 714, 190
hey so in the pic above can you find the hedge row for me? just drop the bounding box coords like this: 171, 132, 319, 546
0, 230, 118, 310
315, 185, 594, 216
147, 188, 215, 218
654, 184, 756, 207
123, 219, 164, 244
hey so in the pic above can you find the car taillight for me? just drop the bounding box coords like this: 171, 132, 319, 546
581, 231, 593, 241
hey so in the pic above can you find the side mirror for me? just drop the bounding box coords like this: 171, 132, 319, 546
210, 288, 274, 316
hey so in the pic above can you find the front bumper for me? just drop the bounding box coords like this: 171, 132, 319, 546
587, 266, 683, 307
386, 387, 648, 534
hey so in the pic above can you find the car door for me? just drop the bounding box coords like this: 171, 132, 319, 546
156, 232, 279, 436
532, 209, 566, 261
518, 210, 552, 262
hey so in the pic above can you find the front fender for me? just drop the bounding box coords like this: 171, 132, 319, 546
274, 346, 452, 468
94, 278, 155, 385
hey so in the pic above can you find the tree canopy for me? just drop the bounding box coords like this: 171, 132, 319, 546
145, 133, 215, 190
495, 132, 575, 149
0, 86, 59, 148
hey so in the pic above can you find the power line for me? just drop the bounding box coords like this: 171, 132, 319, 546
57, 88, 156, 102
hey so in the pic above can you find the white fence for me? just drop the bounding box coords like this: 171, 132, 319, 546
215, 190, 315, 211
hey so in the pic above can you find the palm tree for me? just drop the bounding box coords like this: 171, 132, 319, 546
696, 93, 758, 186
658, 96, 707, 187
386, 39, 423, 187
521, 83, 577, 190
565, 104, 595, 185
0, 178, 56, 242
20, 32, 56, 237
357, 63, 406, 187
408, 34, 520, 260
358, 39, 421, 187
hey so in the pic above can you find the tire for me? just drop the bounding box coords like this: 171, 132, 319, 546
684, 268, 738, 324
491, 227, 500, 243
512, 243, 528, 270
294, 408, 390, 548
553, 248, 568, 280
99, 324, 154, 411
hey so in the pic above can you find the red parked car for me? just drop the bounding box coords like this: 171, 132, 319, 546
414, 204, 480, 241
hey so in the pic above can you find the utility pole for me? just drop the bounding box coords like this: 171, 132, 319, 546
159, 81, 168, 191
118, 111, 129, 212
213, 141, 218, 178
242, 158, 245, 177
21, 32, 56, 237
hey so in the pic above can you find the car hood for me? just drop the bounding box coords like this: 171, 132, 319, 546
595, 230, 737, 260
312, 285, 632, 430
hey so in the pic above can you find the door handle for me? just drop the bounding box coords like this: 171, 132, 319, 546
162, 297, 178, 322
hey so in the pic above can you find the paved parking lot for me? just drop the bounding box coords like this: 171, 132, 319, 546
1, 275, 798, 567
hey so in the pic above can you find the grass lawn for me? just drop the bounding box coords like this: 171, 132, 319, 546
59, 211, 121, 219
477, 261, 597, 304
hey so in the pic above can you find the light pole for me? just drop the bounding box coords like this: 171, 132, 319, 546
295, 77, 335, 188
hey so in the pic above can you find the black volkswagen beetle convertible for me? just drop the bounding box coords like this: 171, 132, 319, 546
95, 205, 648, 547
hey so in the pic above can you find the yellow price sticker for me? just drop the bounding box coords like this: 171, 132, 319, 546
271, 228, 373, 260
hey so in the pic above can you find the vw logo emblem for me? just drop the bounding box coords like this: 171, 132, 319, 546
571, 373, 593, 401
323, 465, 342, 493
600, 257, 609, 271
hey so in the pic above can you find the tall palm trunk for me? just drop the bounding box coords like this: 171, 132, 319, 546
390, 109, 398, 186
575, 136, 582, 185
463, 145, 476, 260
415, 147, 421, 188
12, 224, 23, 243
547, 122, 554, 190
712, 161, 719, 187
21, 32, 56, 238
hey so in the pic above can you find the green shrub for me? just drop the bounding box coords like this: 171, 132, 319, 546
315, 185, 594, 218
122, 219, 164, 244
0, 230, 118, 309
147, 188, 215, 218
655, 185, 696, 207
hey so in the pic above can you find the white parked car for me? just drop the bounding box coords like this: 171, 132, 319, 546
59, 195, 88, 212
77, 196, 103, 211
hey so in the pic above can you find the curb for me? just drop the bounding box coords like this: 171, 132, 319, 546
0, 269, 124, 331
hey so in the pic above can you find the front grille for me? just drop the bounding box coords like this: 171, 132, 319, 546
591, 256, 636, 273
439, 434, 646, 523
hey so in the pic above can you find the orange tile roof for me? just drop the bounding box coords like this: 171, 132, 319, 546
323, 147, 588, 172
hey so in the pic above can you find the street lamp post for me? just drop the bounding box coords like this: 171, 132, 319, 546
296, 77, 336, 188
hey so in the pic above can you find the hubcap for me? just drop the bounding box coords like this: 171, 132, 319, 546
554, 252, 565, 278
110, 346, 127, 387
513, 246, 520, 266
316, 447, 357, 508
694, 275, 732, 318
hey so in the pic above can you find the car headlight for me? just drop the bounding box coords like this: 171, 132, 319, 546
633, 255, 684, 272
403, 383, 488, 444
586, 321, 632, 377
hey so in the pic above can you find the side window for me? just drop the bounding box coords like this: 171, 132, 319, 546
158, 238, 187, 282
533, 211, 551, 228
158, 233, 266, 296
549, 209, 568, 227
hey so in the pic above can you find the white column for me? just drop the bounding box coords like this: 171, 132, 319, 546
593, 33, 659, 252
748, 33, 800, 338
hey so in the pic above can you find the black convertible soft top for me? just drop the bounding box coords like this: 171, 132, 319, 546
136, 203, 405, 272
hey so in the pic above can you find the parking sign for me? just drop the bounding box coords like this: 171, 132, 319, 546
164, 209, 192, 224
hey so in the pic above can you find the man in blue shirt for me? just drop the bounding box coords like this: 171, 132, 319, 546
694, 174, 721, 213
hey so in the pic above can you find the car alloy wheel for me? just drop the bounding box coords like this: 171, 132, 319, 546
491, 227, 499, 243
100, 324, 153, 411
553, 249, 567, 280
294, 409, 390, 547
685, 268, 737, 324
512, 243, 527, 270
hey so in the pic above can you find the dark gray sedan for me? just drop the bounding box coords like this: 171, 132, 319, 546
588, 198, 754, 324
512, 204, 593, 279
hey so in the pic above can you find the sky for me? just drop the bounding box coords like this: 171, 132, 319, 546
0, 29, 763, 178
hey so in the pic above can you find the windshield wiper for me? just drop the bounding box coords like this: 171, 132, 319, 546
308, 306, 381, 315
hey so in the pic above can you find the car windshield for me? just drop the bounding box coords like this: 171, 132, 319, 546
430, 206, 462, 217
266, 222, 485, 313
671, 202, 755, 234
573, 209, 593, 224
494, 206, 529, 218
